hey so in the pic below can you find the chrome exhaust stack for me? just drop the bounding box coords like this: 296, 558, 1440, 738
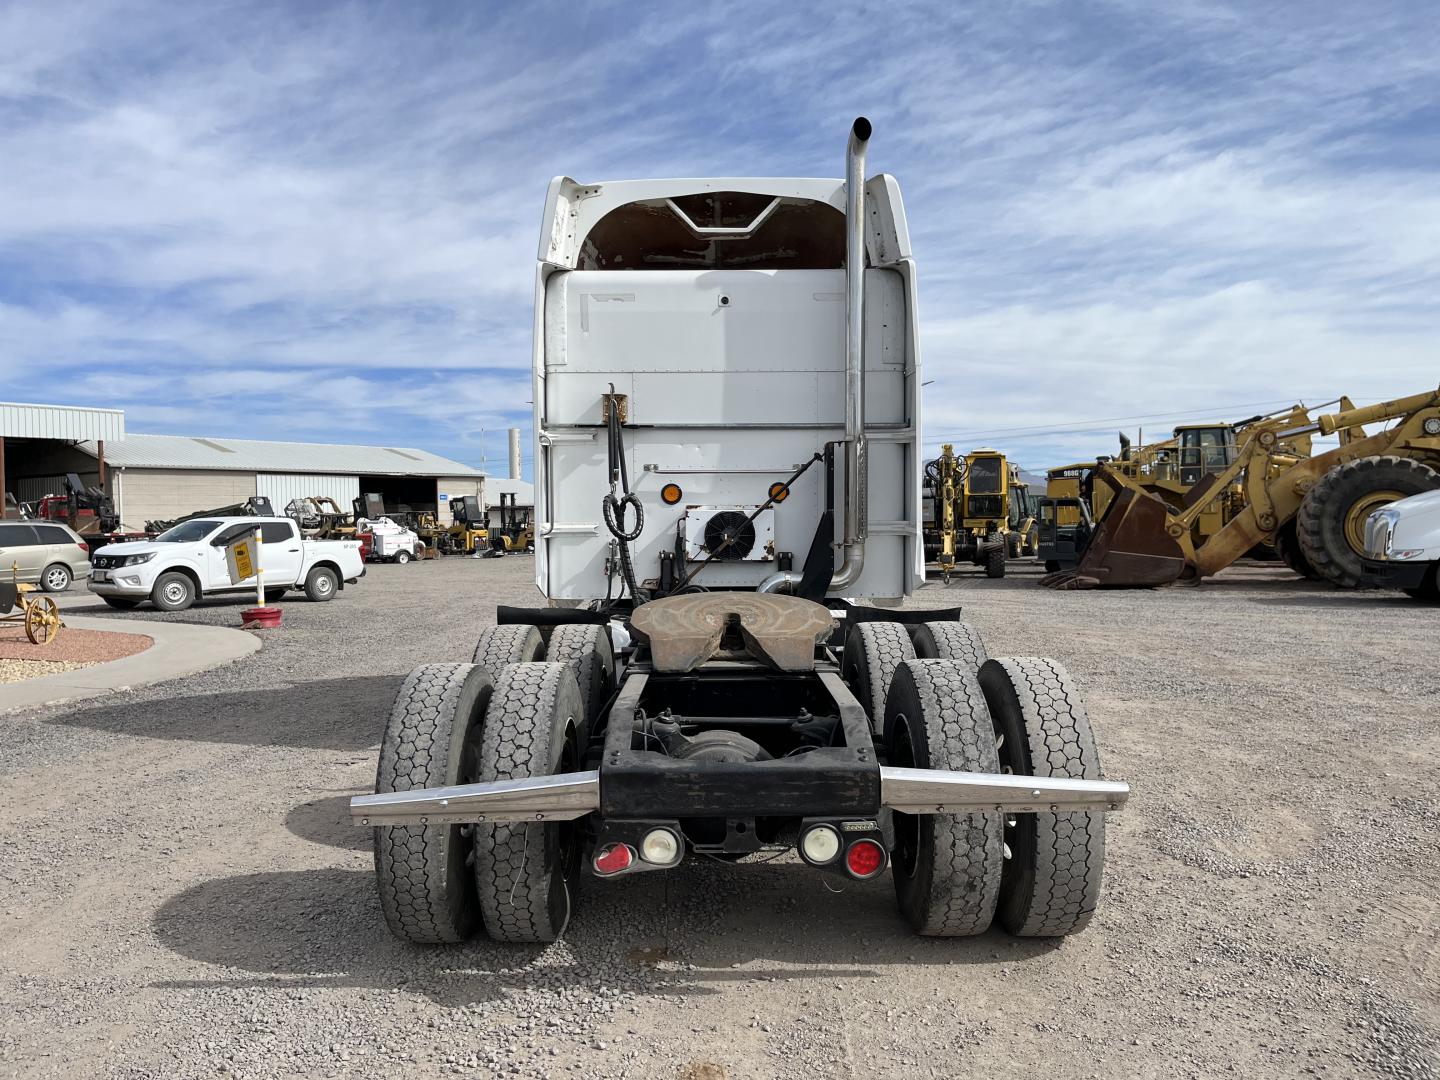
829, 116, 872, 593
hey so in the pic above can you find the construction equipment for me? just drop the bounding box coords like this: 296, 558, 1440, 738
285, 496, 358, 540
350, 118, 1128, 947
28, 474, 119, 537
1006, 468, 1041, 558
1045, 388, 1440, 588
922, 446, 1013, 578
1, 562, 63, 645
487, 491, 533, 555
439, 495, 490, 555
144, 496, 273, 535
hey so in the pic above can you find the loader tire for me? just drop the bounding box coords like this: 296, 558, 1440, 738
985, 545, 1006, 579
470, 624, 544, 681
978, 657, 1107, 937
473, 662, 584, 943
544, 623, 615, 748
1274, 519, 1320, 581
884, 660, 1003, 936
1006, 533, 1023, 559
372, 663, 493, 944
1297, 456, 1440, 588
841, 622, 915, 732
911, 621, 988, 672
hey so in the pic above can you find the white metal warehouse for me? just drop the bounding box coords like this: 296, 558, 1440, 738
78, 434, 484, 532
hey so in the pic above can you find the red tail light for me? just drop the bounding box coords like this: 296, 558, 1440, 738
844, 839, 886, 879
77, 541, 90, 553
593, 843, 634, 876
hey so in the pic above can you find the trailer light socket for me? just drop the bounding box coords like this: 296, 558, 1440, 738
799, 824, 841, 865
844, 838, 886, 879
661, 483, 683, 505
594, 843, 635, 876
640, 828, 682, 865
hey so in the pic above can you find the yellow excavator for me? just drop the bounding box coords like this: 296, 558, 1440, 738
1043, 388, 1440, 588
924, 445, 1013, 579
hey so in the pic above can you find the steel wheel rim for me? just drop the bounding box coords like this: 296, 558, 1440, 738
1345, 489, 1403, 554
163, 581, 187, 605
317, 575, 334, 596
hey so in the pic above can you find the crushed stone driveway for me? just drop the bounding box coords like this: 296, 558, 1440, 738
2, 557, 1437, 1080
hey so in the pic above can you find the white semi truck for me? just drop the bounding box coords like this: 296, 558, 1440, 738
352, 120, 1129, 943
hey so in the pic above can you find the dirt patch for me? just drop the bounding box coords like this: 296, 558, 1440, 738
0, 624, 152, 663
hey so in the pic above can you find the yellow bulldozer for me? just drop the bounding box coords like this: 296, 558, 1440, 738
1043, 388, 1440, 588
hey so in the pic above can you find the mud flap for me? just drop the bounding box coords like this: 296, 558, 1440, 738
1039, 488, 1186, 589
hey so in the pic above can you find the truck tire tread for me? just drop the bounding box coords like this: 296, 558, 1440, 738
885, 659, 1003, 936
470, 625, 545, 681
373, 663, 493, 944
474, 662, 583, 943
979, 656, 1106, 937
841, 623, 916, 731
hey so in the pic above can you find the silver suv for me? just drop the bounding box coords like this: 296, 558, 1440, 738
0, 520, 93, 592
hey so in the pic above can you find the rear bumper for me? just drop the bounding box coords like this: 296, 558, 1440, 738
350, 765, 1130, 826
1359, 558, 1432, 590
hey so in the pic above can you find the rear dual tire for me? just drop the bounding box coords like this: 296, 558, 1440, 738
861, 622, 1108, 938
372, 659, 585, 946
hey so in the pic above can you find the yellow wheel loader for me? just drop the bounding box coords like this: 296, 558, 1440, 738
1043, 388, 1440, 589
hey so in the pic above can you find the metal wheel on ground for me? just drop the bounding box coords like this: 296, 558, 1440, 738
471, 624, 545, 681
473, 662, 585, 943
1297, 456, 1440, 588
544, 623, 615, 748
841, 622, 915, 732
884, 659, 1003, 936
978, 656, 1108, 937
25, 596, 61, 645
371, 663, 494, 944
911, 621, 988, 671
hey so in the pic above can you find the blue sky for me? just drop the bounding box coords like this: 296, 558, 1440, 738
3, 1, 1439, 478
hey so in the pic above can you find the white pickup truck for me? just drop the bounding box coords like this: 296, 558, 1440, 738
88, 516, 365, 611
1363, 489, 1440, 600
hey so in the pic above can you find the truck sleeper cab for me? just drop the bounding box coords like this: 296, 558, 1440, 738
353, 120, 1128, 945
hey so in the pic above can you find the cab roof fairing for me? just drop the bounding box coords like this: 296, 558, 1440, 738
535, 174, 913, 270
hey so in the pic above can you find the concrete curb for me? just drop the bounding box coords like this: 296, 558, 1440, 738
1, 615, 263, 714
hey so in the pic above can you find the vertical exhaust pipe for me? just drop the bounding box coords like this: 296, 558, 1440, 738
829, 116, 871, 593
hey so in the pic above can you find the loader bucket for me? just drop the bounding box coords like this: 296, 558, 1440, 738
1040, 488, 1186, 589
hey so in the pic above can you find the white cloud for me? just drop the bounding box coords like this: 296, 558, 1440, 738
2, 0, 1439, 476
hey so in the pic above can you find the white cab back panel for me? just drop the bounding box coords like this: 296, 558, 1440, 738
537, 267, 919, 599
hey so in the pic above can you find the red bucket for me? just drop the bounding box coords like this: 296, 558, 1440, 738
241, 606, 283, 629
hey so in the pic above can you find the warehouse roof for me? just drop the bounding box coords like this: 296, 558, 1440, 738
77, 433, 482, 477
1, 401, 126, 442
486, 478, 534, 504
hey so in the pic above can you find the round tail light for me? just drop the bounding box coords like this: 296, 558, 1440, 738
844, 838, 886, 879
799, 825, 841, 865
640, 828, 681, 865
593, 843, 634, 876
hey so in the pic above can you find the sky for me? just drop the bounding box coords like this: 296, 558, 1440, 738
3, 1, 1440, 479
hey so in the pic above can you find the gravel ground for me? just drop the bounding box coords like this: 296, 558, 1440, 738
0, 658, 95, 683
1, 557, 1437, 1080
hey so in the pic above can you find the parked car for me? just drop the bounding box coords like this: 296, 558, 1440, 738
1363, 489, 1440, 600
0, 520, 92, 592
88, 516, 364, 611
